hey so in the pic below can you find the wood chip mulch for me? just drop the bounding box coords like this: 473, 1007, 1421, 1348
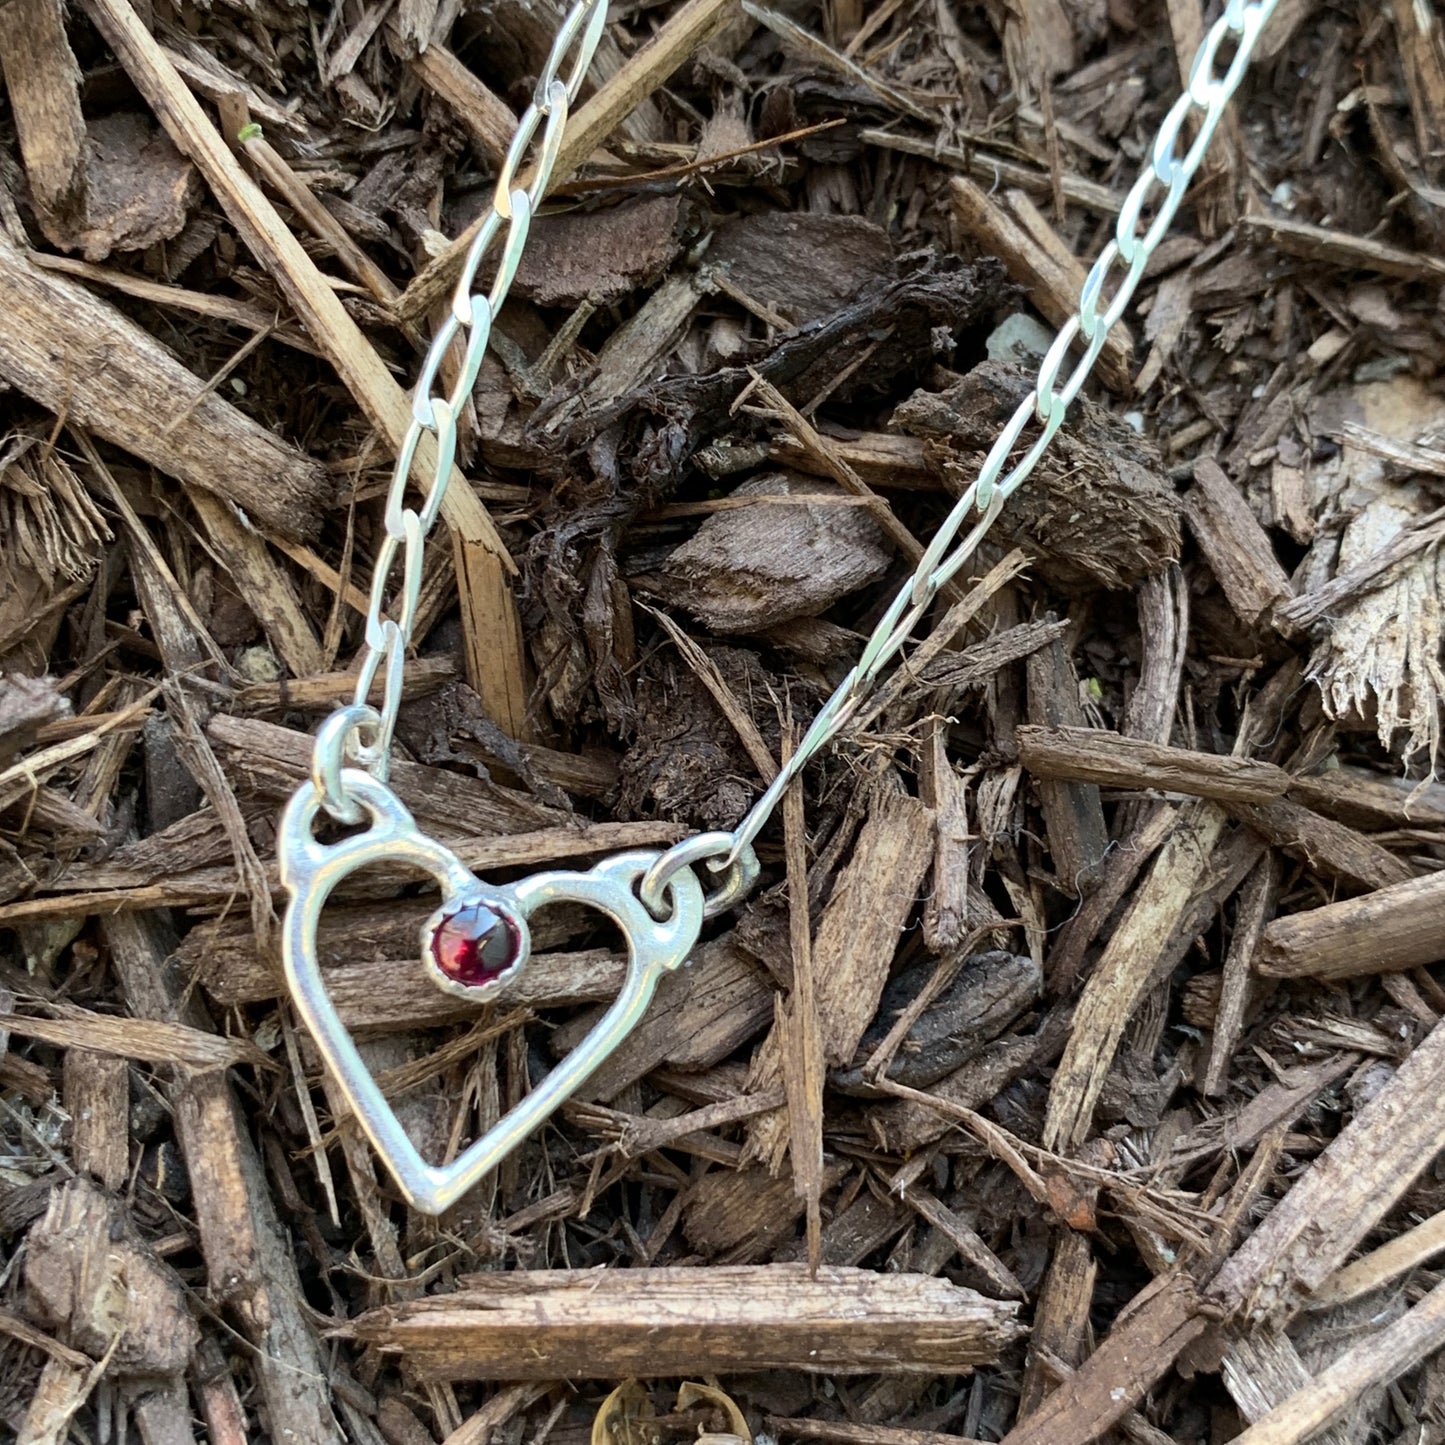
2, 0, 1445, 1443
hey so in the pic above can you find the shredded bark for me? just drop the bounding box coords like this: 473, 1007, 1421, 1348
3, 2, 1445, 1443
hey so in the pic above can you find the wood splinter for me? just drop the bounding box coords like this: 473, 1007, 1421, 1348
345, 1265, 1025, 1380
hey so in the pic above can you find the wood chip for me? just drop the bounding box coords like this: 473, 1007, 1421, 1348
0, 233, 331, 540
346, 1265, 1024, 1379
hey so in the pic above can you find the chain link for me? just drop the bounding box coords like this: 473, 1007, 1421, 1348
717, 0, 1280, 867
311, 0, 608, 819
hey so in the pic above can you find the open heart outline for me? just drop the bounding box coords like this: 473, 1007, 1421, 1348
278, 769, 705, 1215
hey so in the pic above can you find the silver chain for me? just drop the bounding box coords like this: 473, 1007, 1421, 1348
312, 0, 1277, 897
312, 0, 608, 825
712, 0, 1281, 874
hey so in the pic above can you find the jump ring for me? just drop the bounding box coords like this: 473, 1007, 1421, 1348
312, 703, 383, 825
640, 832, 760, 921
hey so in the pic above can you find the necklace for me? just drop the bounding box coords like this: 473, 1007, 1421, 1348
278, 0, 1281, 1215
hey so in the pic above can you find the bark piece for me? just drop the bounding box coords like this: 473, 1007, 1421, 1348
831, 951, 1040, 1094
775, 1189, 909, 1268
1183, 460, 1295, 628
179, 890, 590, 983
130, 1385, 197, 1445
0, 0, 86, 238
0, 819, 681, 925
1018, 724, 1290, 804
707, 212, 894, 325
1255, 869, 1445, 979
655, 473, 891, 633
1226, 797, 1415, 891
747, 782, 934, 1163
235, 656, 459, 715
202, 947, 627, 1033
1018, 1229, 1096, 1418
917, 618, 1068, 697
1392, 0, 1445, 157
1289, 376, 1445, 763
1122, 566, 1188, 752
206, 713, 563, 835
17, 1355, 92, 1445
65, 113, 200, 263
682, 1164, 846, 1261
1211, 1015, 1445, 1321
24, 1177, 197, 1376
809, 783, 936, 1062
1288, 765, 1445, 831
556, 936, 774, 1101
920, 724, 972, 953
63, 1050, 129, 1192
1043, 799, 1228, 1153
580, 269, 715, 410
893, 361, 1180, 590
187, 489, 325, 680
780, 728, 824, 1268
345, 1265, 1024, 1379
868, 1032, 1046, 1154
771, 429, 937, 492
899, 1184, 1026, 1299
998, 1274, 1211, 1445
2, 1006, 270, 1071
1204, 854, 1275, 1096
514, 196, 686, 308
1239, 212, 1445, 282
0, 233, 331, 540
1025, 637, 1108, 894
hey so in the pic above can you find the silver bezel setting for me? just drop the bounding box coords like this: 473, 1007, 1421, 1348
420, 891, 532, 1002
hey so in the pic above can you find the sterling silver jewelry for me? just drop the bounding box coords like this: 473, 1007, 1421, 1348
280, 0, 1281, 1213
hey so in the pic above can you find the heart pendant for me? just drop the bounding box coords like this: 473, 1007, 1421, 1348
278, 769, 704, 1215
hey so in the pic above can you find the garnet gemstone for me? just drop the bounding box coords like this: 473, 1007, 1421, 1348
430, 902, 523, 989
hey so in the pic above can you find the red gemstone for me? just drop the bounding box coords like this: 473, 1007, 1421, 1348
430, 902, 522, 988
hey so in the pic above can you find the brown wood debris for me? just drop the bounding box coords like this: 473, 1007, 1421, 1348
347, 1265, 1024, 1380
4, 2, 1445, 1443
650, 473, 892, 634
